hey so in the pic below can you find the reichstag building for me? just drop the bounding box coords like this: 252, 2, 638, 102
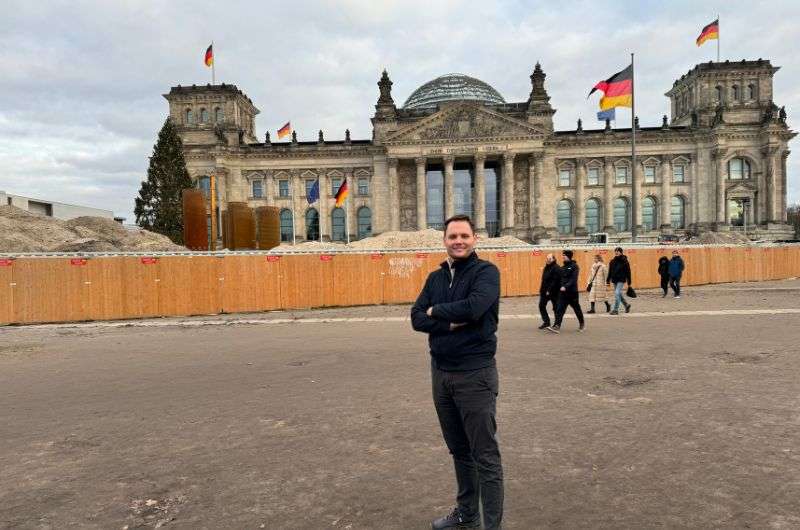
165, 59, 795, 243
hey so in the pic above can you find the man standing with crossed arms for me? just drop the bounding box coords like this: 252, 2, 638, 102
411, 214, 503, 530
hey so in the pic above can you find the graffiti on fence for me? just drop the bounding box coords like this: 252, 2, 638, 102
388, 256, 423, 278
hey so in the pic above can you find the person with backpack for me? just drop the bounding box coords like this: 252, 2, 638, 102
538, 253, 561, 329
668, 249, 685, 298
658, 255, 670, 298
547, 249, 585, 333
587, 254, 611, 313
607, 246, 632, 315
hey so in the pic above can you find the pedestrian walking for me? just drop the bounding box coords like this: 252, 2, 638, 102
538, 253, 561, 329
607, 246, 632, 315
410, 214, 504, 530
669, 249, 685, 298
547, 249, 585, 333
658, 255, 670, 297
587, 254, 611, 314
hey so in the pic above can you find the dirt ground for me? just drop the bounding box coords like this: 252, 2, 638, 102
2, 279, 800, 529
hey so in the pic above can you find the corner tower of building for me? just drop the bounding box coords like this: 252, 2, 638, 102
666, 59, 778, 127
164, 84, 260, 146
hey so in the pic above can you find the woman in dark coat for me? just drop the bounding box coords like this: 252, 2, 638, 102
538, 253, 561, 329
658, 256, 670, 297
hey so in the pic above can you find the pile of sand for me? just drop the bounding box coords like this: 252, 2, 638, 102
690, 231, 752, 245
0, 206, 184, 253
275, 228, 532, 251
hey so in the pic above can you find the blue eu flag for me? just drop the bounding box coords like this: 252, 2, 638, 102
307, 179, 320, 204
597, 108, 616, 122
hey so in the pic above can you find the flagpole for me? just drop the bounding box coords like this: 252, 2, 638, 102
630, 52, 638, 243
345, 194, 351, 245
211, 40, 216, 84
291, 180, 297, 246
716, 14, 720, 62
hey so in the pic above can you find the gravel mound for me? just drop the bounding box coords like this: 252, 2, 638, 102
276, 229, 532, 251
0, 206, 184, 253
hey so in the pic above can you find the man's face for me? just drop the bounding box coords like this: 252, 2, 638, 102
673, 251, 679, 257
545, 254, 554, 264
615, 250, 622, 256
562, 253, 570, 262
444, 221, 476, 259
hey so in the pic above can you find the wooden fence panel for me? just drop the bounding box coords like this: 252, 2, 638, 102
12, 258, 86, 324
382, 252, 442, 305
83, 258, 125, 321
118, 257, 160, 319
0, 259, 14, 325
504, 250, 535, 297
157, 256, 221, 317
330, 253, 383, 307
221, 255, 280, 313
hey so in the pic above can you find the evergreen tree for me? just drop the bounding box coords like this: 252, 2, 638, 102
134, 118, 193, 244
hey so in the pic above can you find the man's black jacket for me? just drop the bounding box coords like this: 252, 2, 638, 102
558, 259, 580, 295
411, 252, 500, 371
607, 255, 632, 285
540, 262, 562, 296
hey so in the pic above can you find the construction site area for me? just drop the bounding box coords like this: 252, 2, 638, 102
2, 279, 800, 529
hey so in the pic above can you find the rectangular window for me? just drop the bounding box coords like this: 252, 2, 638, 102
615, 166, 628, 185
558, 169, 571, 187
251, 180, 263, 198
331, 177, 343, 196
305, 179, 316, 196
587, 167, 600, 186
672, 165, 685, 183
358, 178, 369, 195
644, 166, 656, 184
278, 179, 290, 197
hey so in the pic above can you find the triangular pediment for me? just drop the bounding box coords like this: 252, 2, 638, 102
727, 181, 756, 194
385, 102, 545, 144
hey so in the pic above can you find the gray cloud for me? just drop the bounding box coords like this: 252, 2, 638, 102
1, 0, 797, 222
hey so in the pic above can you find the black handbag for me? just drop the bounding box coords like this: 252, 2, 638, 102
587, 268, 599, 292
626, 286, 637, 298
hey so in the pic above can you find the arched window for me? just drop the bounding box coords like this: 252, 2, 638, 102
556, 200, 573, 235
732, 85, 739, 101
331, 208, 346, 241
642, 196, 658, 231
728, 158, 751, 180
716, 86, 723, 104
670, 196, 686, 229
305, 208, 320, 241
185, 109, 194, 124
279, 209, 294, 242
748, 84, 756, 100
215, 107, 224, 123
585, 198, 601, 234
613, 197, 631, 232
357, 207, 372, 240
200, 108, 209, 123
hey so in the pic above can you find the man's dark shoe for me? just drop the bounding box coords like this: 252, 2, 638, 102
609, 310, 619, 315
624, 303, 631, 313
538, 322, 549, 330
546, 325, 560, 334
431, 507, 480, 529
586, 309, 596, 314
578, 323, 585, 332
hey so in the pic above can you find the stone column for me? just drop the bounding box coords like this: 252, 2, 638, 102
473, 153, 487, 236
415, 157, 427, 230
265, 170, 275, 206
689, 154, 698, 226
603, 157, 615, 232
443, 155, 455, 219
713, 148, 728, 226
633, 161, 643, 231
388, 157, 400, 232
533, 154, 545, 235
291, 169, 303, 240
344, 168, 356, 239
502, 152, 515, 234
763, 146, 780, 224
372, 157, 389, 235
781, 150, 790, 222
318, 170, 330, 241
527, 154, 536, 232
660, 156, 672, 230
575, 158, 586, 235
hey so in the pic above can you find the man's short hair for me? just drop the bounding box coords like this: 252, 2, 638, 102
615, 246, 624, 253
444, 214, 475, 234
563, 249, 574, 259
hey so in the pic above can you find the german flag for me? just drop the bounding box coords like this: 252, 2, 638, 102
696, 19, 719, 46
588, 64, 632, 110
334, 178, 349, 207
277, 122, 292, 139
204, 44, 213, 67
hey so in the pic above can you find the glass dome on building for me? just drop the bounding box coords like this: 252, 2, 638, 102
402, 73, 505, 109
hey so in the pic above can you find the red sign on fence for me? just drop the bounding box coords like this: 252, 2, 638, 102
70, 258, 88, 266
266, 256, 281, 262
496, 252, 507, 258
140, 257, 158, 264
532, 250, 542, 256
0, 259, 13, 266
320, 255, 333, 262
370, 253, 383, 260
415, 253, 428, 259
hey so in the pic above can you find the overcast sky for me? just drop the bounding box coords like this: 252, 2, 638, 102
1, 0, 798, 221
